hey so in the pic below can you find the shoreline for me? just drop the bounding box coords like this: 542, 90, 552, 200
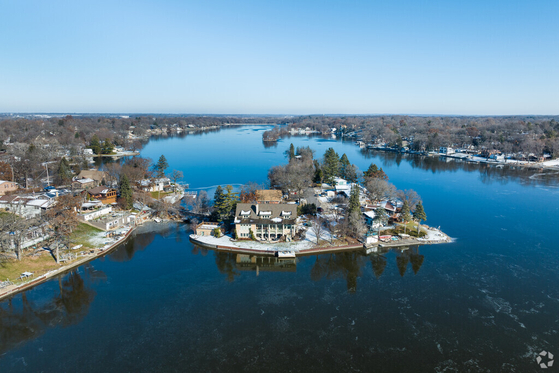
0, 223, 140, 301
189, 226, 452, 257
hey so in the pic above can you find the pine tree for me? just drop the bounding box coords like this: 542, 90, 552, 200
401, 200, 411, 234
348, 184, 360, 214
339, 153, 350, 178
89, 135, 101, 155
285, 143, 295, 161
102, 138, 114, 154
313, 168, 323, 184
119, 174, 133, 209
322, 148, 339, 184
56, 157, 72, 184
413, 202, 427, 236
213, 185, 238, 222
155, 155, 169, 178
363, 163, 388, 180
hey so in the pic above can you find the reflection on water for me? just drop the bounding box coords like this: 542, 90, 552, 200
0, 267, 100, 355
360, 149, 558, 186
194, 245, 425, 292
108, 222, 179, 262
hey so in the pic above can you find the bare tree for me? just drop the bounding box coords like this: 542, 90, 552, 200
45, 194, 81, 263
310, 216, 325, 244
169, 169, 184, 191
364, 178, 396, 202
396, 189, 422, 211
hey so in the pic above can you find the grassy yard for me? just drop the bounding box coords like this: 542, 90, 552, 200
0, 253, 60, 283
70, 222, 104, 248
150, 191, 172, 199
388, 222, 427, 238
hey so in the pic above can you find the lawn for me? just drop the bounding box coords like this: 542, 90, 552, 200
0, 252, 60, 283
388, 222, 427, 238
70, 222, 105, 248
150, 191, 172, 199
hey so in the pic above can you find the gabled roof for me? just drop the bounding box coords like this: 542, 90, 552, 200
77, 170, 107, 182
235, 203, 297, 223
87, 186, 115, 195
74, 178, 95, 184
0, 195, 19, 203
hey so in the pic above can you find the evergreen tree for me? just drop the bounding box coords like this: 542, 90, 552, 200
363, 163, 378, 178
322, 147, 339, 184
413, 202, 427, 236
339, 153, 350, 178
214, 185, 239, 222
401, 200, 411, 233
313, 168, 323, 184
102, 138, 114, 154
118, 174, 133, 209
213, 186, 225, 221
285, 143, 296, 161
56, 157, 72, 184
89, 135, 101, 155
363, 163, 388, 180
348, 184, 361, 214
155, 155, 169, 178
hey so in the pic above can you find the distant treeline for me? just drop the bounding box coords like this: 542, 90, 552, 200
264, 115, 559, 158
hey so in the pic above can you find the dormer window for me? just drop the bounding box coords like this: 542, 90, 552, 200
241, 210, 251, 216
259, 211, 271, 216
281, 211, 292, 217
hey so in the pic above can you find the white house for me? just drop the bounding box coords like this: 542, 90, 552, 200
140, 177, 171, 192
78, 202, 113, 222
439, 147, 455, 155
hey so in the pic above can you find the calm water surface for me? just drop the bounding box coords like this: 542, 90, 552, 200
1, 126, 559, 372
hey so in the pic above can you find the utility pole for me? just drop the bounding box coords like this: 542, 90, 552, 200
44, 163, 50, 186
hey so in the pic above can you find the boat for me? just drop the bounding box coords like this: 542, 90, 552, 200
154, 217, 162, 223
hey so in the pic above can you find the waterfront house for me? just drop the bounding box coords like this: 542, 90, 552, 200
0, 180, 17, 195
439, 147, 455, 155
234, 203, 297, 242
195, 222, 220, 236
0, 195, 55, 218
77, 170, 107, 185
139, 177, 171, 193
78, 201, 112, 222
72, 177, 97, 190
86, 211, 137, 231
87, 186, 117, 204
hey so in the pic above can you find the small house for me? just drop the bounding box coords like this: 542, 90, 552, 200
0, 180, 17, 195
72, 177, 97, 190
87, 186, 117, 204
195, 222, 220, 236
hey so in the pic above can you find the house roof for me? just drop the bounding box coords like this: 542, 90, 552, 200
26, 198, 53, 208
74, 178, 95, 184
77, 170, 107, 182
87, 186, 115, 195
235, 203, 297, 224
255, 189, 283, 202
0, 195, 19, 203
0, 180, 14, 185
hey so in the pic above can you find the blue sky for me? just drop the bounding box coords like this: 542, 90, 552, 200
0, 0, 557, 115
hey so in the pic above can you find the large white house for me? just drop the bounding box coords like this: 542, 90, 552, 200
234, 203, 298, 242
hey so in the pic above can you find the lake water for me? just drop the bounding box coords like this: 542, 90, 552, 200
1, 125, 559, 372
